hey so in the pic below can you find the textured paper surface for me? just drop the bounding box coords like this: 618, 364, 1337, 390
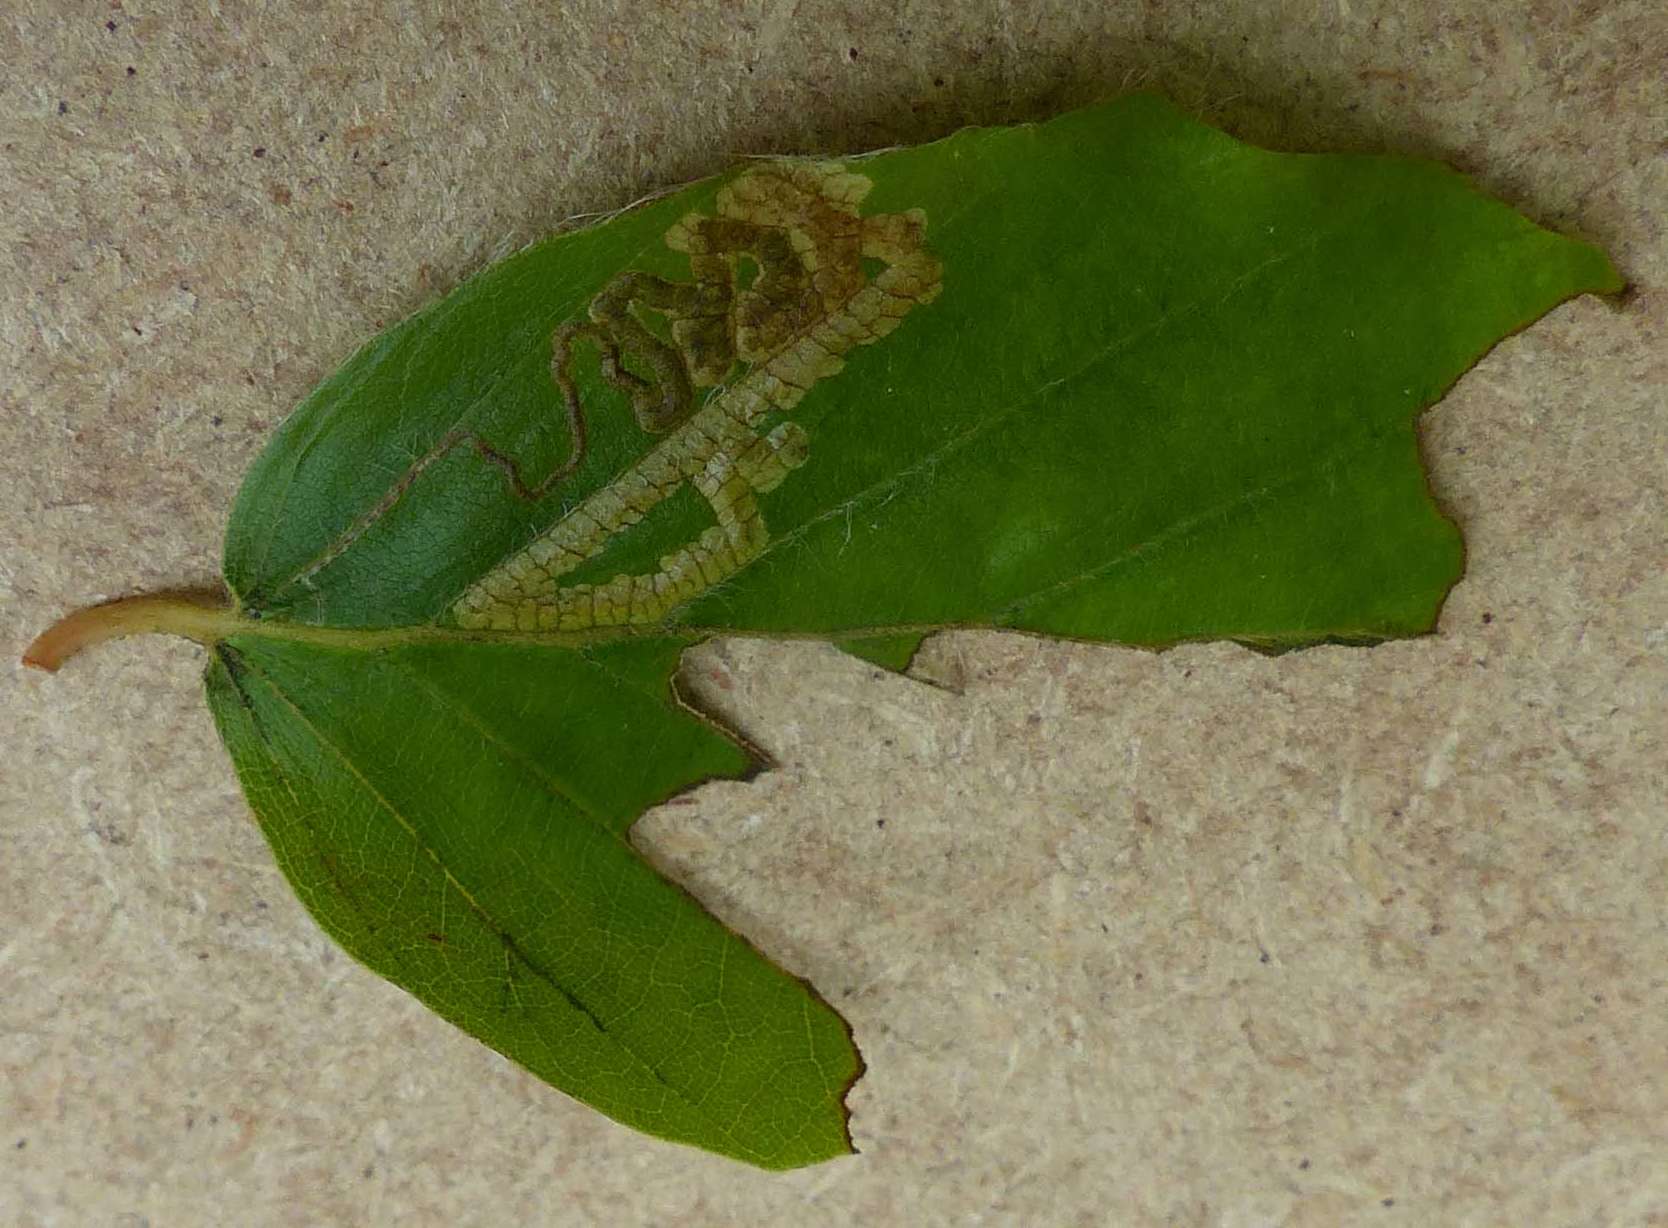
3, 3, 1664, 1224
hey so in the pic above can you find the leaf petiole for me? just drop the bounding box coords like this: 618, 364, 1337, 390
24, 588, 236, 672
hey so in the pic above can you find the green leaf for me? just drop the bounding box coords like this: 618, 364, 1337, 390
27, 94, 1619, 1168
834, 631, 928, 673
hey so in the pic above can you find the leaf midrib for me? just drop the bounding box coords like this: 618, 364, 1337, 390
202, 405, 1397, 658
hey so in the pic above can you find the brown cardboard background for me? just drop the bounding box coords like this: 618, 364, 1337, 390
3, 2, 1664, 1224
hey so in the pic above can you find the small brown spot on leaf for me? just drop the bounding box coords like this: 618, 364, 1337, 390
268, 182, 292, 205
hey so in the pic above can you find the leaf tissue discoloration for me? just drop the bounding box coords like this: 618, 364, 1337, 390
452, 161, 942, 632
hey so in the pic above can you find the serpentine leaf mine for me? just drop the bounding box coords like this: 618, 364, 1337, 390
452, 161, 942, 632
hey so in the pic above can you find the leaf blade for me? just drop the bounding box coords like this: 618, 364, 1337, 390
208, 637, 856, 1169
